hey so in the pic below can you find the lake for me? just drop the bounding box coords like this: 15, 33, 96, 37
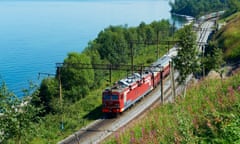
0, 0, 183, 96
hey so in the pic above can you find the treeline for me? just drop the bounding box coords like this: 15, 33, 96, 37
35, 20, 175, 114
170, 0, 240, 17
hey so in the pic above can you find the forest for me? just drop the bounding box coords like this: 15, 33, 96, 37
170, 0, 240, 17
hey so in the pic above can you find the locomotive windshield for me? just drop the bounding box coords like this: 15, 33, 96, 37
111, 95, 119, 100
103, 94, 119, 100
103, 95, 111, 100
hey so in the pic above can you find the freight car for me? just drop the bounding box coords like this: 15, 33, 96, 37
102, 55, 171, 115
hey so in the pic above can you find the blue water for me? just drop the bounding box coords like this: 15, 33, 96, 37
0, 0, 178, 96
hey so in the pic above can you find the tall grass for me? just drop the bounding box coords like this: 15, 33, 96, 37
104, 74, 240, 144
217, 12, 240, 61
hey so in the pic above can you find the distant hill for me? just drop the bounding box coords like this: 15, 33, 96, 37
170, 0, 227, 17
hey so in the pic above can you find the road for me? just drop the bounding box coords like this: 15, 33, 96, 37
58, 19, 215, 144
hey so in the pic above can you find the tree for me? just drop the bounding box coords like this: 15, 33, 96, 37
0, 80, 41, 144
145, 25, 154, 44
173, 24, 199, 96
96, 26, 129, 65
212, 47, 225, 75
170, 0, 228, 17
83, 41, 107, 88
34, 78, 59, 114
225, 0, 240, 15
202, 40, 225, 77
137, 22, 147, 43
204, 47, 225, 78
60, 52, 94, 102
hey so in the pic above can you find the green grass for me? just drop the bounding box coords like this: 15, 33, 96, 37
104, 74, 240, 144
216, 12, 240, 61
219, 12, 240, 23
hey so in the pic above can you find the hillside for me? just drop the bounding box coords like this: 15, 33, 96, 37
104, 72, 240, 144
103, 13, 240, 144
215, 12, 240, 61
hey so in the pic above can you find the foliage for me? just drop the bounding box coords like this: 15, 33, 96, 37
0, 80, 41, 144
86, 20, 173, 65
33, 78, 59, 114
60, 52, 94, 102
95, 26, 129, 65
224, 0, 240, 16
209, 48, 225, 73
215, 12, 240, 62
202, 40, 225, 77
173, 24, 199, 84
104, 73, 240, 144
170, 0, 228, 17
83, 41, 107, 88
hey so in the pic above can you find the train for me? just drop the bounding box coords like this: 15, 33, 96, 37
102, 54, 172, 115
199, 11, 225, 22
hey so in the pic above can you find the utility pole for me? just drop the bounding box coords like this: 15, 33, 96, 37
170, 61, 176, 100
38, 72, 64, 130
202, 45, 205, 78
160, 69, 164, 103
172, 20, 175, 41
157, 31, 159, 59
130, 41, 134, 75
57, 67, 64, 131
109, 64, 112, 84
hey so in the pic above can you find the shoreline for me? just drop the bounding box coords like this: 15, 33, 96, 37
171, 12, 195, 21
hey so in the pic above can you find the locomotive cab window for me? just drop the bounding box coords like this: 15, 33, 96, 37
103, 95, 111, 100
111, 95, 119, 100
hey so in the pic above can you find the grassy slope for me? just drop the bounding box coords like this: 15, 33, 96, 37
216, 12, 240, 61
104, 73, 240, 144
103, 14, 240, 144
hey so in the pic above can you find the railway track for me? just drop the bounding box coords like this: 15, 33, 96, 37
59, 16, 215, 144
58, 70, 186, 144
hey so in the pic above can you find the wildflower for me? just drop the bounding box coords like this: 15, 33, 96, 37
141, 127, 145, 137
238, 86, 240, 91
192, 116, 199, 130
115, 132, 119, 141
206, 119, 212, 128
227, 86, 234, 96
130, 130, 136, 143
130, 137, 136, 143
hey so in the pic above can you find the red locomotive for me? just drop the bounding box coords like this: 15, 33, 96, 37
102, 55, 171, 114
